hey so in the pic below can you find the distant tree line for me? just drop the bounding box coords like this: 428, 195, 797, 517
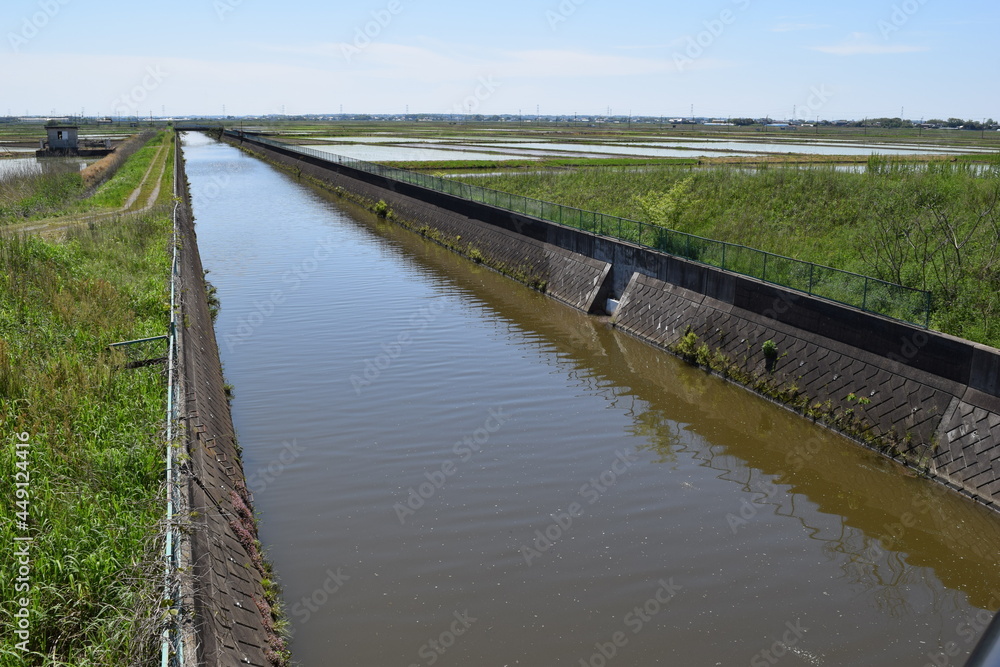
848, 117, 999, 130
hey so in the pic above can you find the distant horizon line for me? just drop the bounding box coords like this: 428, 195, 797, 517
6, 113, 997, 126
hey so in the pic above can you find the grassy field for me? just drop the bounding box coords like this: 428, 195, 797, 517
455, 157, 1000, 346
0, 162, 85, 222
0, 135, 173, 664
1, 132, 169, 230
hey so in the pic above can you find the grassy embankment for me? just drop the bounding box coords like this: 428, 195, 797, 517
0, 132, 174, 664
0, 132, 160, 225
456, 156, 1000, 347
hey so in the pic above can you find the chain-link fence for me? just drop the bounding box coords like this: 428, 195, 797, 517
230, 131, 933, 328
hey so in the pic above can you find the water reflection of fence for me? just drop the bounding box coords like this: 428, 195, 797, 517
228, 131, 932, 328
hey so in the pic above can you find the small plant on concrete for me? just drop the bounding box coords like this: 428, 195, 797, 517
674, 328, 700, 362
762, 339, 778, 359
695, 342, 711, 367
847, 393, 873, 406
373, 199, 390, 217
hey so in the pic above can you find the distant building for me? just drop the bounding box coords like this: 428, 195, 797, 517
37, 123, 112, 157
44, 124, 78, 151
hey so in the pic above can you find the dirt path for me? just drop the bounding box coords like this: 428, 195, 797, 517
4, 137, 172, 239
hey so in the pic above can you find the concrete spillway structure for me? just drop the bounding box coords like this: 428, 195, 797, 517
223, 130, 1000, 511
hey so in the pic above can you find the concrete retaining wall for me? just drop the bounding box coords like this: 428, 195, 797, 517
226, 132, 1000, 510
175, 140, 281, 666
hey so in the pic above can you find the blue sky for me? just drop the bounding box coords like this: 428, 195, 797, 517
1, 0, 996, 119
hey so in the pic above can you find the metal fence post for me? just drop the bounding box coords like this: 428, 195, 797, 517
808, 264, 815, 295
863, 278, 869, 312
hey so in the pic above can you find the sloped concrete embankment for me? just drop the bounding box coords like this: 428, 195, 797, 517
613, 271, 1000, 508
174, 141, 283, 665
225, 132, 1000, 510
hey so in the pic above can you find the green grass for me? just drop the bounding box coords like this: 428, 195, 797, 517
82, 133, 165, 211
0, 196, 172, 661
456, 158, 1000, 346
0, 165, 86, 223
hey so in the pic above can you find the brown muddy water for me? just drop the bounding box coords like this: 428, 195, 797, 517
181, 132, 1000, 666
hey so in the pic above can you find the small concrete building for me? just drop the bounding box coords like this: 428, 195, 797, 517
44, 124, 78, 150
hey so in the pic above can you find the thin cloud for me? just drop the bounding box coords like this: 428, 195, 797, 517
812, 32, 929, 55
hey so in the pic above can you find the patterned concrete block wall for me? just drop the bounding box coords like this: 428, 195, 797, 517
614, 271, 1000, 509
175, 142, 277, 666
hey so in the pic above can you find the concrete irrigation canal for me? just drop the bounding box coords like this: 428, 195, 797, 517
173, 131, 1000, 666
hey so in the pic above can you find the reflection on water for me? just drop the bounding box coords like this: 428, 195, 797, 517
303, 143, 541, 162
182, 132, 1000, 667
0, 156, 90, 180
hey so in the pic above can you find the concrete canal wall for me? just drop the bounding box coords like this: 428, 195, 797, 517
224, 131, 1000, 511
174, 139, 284, 665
